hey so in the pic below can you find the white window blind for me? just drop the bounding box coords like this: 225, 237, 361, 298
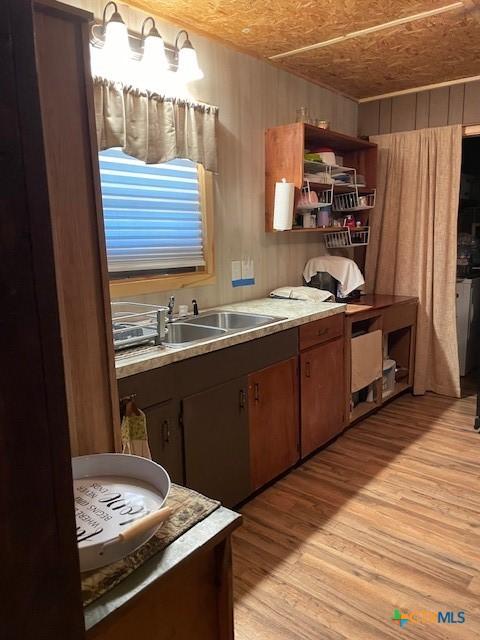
99, 148, 205, 274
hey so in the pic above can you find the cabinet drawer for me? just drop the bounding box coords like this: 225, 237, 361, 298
299, 314, 344, 351
383, 303, 417, 334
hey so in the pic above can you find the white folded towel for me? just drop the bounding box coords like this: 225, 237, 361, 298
303, 256, 364, 297
270, 286, 334, 302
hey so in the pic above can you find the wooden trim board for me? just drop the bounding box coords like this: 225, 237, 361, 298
360, 74, 480, 103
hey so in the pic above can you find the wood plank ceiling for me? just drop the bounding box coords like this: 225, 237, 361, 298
126, 0, 480, 99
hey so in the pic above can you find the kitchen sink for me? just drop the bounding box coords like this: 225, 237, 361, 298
162, 311, 287, 348
163, 323, 227, 346
185, 311, 285, 330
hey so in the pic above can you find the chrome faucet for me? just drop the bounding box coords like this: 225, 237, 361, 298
167, 295, 175, 320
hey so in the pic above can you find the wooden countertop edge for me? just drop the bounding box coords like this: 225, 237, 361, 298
345, 295, 418, 316
84, 506, 242, 631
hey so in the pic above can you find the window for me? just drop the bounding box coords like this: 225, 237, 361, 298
99, 148, 214, 295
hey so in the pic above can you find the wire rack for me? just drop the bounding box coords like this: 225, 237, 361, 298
333, 190, 376, 212
296, 179, 334, 210
324, 227, 370, 249
111, 302, 168, 350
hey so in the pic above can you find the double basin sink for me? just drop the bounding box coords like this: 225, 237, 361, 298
164, 311, 286, 347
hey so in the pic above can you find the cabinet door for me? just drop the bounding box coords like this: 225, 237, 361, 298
144, 400, 184, 485
301, 338, 345, 457
248, 357, 299, 491
183, 377, 250, 507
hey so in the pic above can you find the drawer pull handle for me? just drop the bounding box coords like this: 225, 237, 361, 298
317, 328, 328, 337
305, 362, 311, 378
254, 383, 260, 402
162, 419, 170, 444
239, 389, 246, 410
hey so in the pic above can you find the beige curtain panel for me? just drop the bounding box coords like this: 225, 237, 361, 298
93, 78, 218, 173
366, 125, 462, 398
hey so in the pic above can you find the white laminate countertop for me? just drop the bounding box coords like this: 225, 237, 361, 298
115, 297, 346, 379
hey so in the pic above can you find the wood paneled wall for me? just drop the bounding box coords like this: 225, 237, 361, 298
65, 0, 358, 310
359, 81, 480, 137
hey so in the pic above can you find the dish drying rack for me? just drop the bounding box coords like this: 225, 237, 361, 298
111, 302, 168, 350
324, 227, 370, 249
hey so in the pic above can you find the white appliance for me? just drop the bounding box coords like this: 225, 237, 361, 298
456, 277, 480, 376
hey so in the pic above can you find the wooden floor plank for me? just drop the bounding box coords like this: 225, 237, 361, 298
233, 387, 480, 639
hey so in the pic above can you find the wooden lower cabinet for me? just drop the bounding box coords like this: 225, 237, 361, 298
119, 320, 349, 504
183, 377, 251, 507
248, 357, 299, 490
86, 524, 239, 640
300, 337, 345, 457
144, 400, 183, 484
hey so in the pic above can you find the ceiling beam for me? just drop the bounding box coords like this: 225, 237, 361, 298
269, 2, 465, 60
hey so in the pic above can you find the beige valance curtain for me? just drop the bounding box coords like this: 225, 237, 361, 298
93, 78, 218, 172
366, 125, 462, 398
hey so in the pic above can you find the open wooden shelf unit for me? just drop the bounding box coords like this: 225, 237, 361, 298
265, 122, 377, 233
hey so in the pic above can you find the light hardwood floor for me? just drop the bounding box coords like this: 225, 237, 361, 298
232, 386, 480, 639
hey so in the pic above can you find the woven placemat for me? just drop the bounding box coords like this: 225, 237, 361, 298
81, 483, 220, 607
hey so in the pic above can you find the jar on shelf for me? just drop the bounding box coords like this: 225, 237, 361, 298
317, 207, 332, 228
296, 106, 310, 123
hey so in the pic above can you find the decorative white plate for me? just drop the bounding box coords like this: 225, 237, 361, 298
72, 454, 171, 572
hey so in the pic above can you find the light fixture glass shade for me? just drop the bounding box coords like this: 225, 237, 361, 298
139, 33, 169, 93
177, 44, 204, 82
102, 19, 131, 81
143, 34, 168, 69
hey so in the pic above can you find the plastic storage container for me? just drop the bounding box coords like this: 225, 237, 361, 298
382, 359, 396, 398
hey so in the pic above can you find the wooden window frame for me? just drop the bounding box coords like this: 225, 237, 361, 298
109, 164, 215, 297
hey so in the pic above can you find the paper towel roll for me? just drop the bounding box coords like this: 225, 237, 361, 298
273, 179, 294, 231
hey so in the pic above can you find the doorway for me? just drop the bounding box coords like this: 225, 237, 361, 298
456, 135, 480, 380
